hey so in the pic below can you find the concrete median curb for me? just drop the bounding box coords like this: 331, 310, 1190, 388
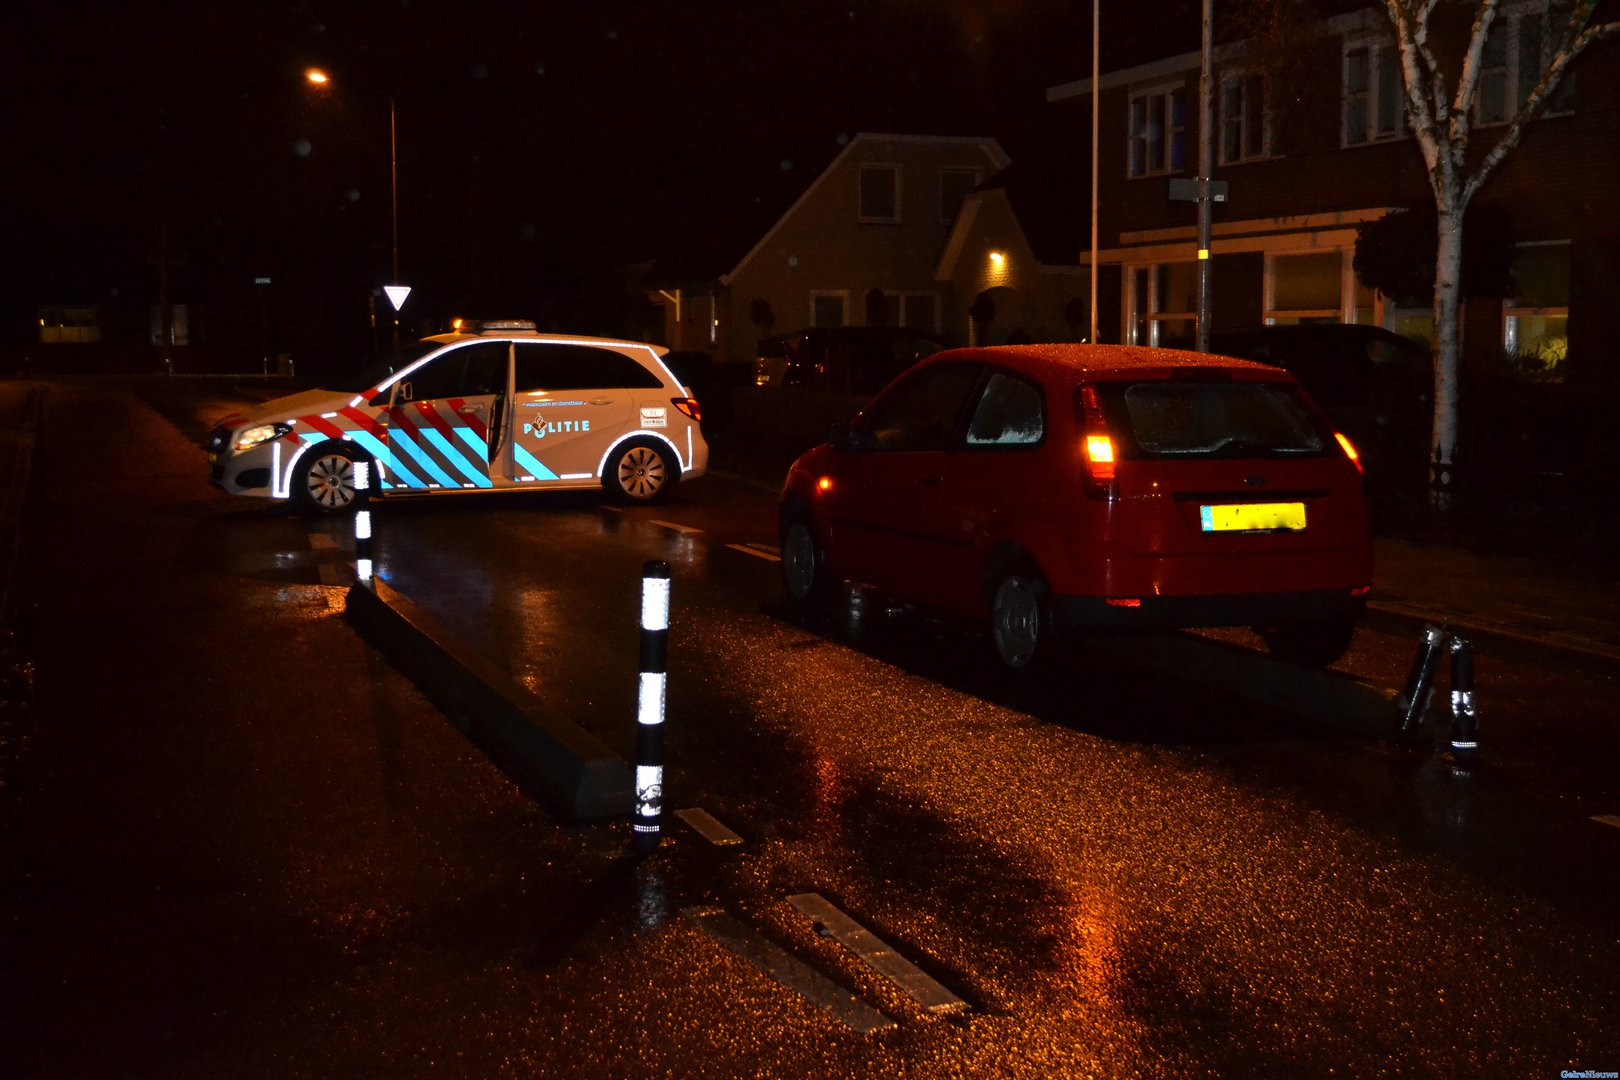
1092, 631, 1401, 736
344, 577, 633, 823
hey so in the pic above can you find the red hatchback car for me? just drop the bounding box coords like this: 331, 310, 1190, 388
778, 344, 1374, 668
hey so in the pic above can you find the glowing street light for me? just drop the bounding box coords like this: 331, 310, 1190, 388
304, 67, 405, 352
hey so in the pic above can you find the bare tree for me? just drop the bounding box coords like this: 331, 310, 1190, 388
1380, 0, 1618, 508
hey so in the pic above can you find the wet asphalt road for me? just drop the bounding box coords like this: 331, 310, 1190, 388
3, 380, 1618, 1078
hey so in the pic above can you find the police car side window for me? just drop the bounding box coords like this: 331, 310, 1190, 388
405, 342, 507, 401
515, 343, 662, 392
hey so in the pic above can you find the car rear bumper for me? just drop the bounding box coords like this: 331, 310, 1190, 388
1053, 587, 1368, 631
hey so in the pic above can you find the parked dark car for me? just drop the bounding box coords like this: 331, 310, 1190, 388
755, 327, 950, 394
1197, 325, 1433, 511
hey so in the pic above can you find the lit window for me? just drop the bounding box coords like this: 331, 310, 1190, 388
1128, 85, 1187, 178
1504, 242, 1570, 379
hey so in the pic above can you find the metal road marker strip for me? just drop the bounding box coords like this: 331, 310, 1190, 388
683, 907, 895, 1033
675, 807, 744, 846
727, 542, 781, 562
788, 893, 967, 1014
1593, 815, 1620, 829
650, 519, 703, 534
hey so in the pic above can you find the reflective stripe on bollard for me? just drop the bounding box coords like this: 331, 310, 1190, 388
353, 459, 373, 581
1447, 635, 1478, 768
634, 561, 671, 852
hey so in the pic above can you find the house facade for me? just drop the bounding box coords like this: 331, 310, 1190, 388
645, 133, 1012, 363
1043, 2, 1620, 386
935, 183, 1092, 346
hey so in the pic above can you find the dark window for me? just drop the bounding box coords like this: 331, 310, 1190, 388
859, 363, 982, 452
402, 342, 507, 401
859, 165, 899, 222
1098, 380, 1328, 458
966, 371, 1045, 447
513, 343, 663, 392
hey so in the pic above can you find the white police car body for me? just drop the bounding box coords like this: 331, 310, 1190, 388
208, 323, 707, 512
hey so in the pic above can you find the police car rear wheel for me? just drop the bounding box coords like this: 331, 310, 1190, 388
294, 444, 362, 515
606, 438, 674, 504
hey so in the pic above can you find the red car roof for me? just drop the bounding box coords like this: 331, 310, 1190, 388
924, 343, 1294, 382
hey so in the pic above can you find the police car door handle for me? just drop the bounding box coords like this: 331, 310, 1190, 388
588, 397, 613, 406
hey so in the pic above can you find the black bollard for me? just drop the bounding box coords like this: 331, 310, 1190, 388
1398, 625, 1447, 735
633, 561, 671, 852
1447, 636, 1477, 769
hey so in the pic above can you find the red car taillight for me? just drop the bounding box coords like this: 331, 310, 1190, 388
1076, 384, 1117, 498
672, 397, 702, 422
1334, 431, 1363, 474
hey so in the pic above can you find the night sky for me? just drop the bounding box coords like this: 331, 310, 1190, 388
5, 0, 1203, 366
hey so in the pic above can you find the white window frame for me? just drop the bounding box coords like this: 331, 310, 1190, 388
1126, 262, 1197, 346
1127, 83, 1188, 179
809, 290, 850, 328
1219, 71, 1269, 165
1503, 239, 1570, 371
898, 292, 940, 333
1342, 36, 1407, 146
1264, 249, 1355, 324
1476, 2, 1577, 128
858, 164, 901, 223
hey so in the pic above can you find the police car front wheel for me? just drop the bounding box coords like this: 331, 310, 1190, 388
605, 438, 674, 504
294, 442, 365, 515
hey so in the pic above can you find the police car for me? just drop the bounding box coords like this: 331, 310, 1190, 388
208, 322, 708, 512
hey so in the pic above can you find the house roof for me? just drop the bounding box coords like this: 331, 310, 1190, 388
637, 133, 1009, 291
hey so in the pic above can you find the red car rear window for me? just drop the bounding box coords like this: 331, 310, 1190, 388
1090, 380, 1331, 459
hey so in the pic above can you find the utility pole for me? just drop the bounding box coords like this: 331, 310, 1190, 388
1196, 0, 1213, 353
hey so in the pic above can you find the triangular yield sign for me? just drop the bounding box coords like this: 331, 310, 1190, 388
383, 285, 412, 311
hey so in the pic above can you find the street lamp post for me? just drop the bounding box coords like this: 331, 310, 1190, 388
305, 67, 404, 355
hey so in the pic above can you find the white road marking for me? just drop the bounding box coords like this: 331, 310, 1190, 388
1593, 815, 1620, 829
649, 519, 702, 534
683, 907, 894, 1033
675, 807, 744, 846
727, 543, 781, 562
788, 893, 967, 1013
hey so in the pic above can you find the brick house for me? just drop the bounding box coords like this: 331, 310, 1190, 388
1041, 1, 1620, 388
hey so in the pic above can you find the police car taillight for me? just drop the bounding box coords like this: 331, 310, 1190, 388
672, 397, 701, 422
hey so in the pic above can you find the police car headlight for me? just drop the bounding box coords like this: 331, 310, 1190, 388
233, 422, 291, 451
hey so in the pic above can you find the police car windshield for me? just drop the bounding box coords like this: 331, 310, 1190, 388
345, 342, 440, 392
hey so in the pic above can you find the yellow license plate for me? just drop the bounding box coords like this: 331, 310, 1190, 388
1200, 502, 1306, 532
